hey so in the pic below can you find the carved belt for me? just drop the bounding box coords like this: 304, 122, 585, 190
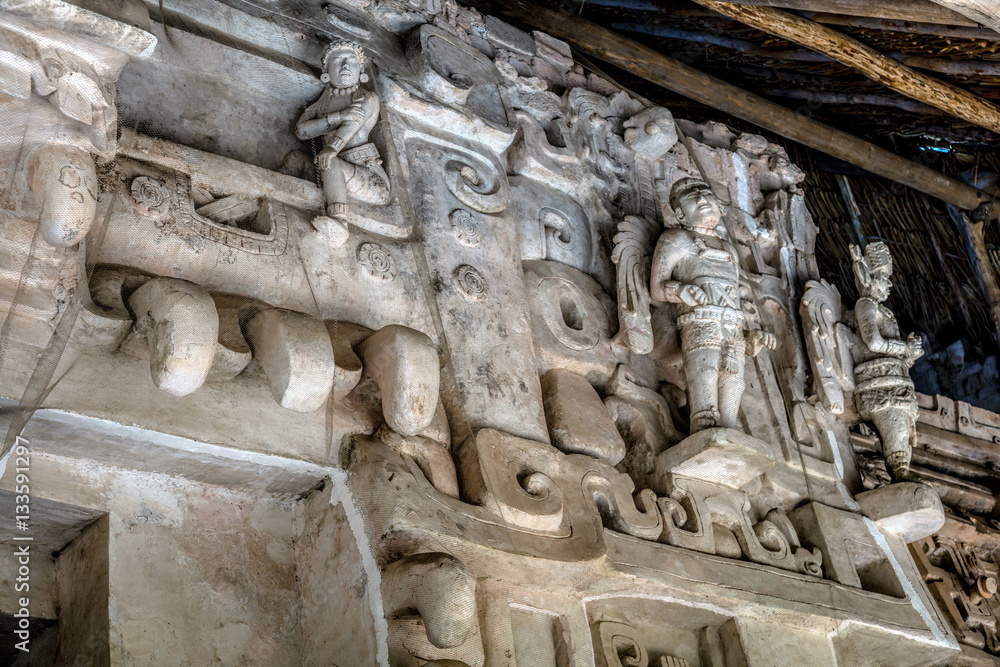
677, 305, 743, 327
340, 142, 381, 165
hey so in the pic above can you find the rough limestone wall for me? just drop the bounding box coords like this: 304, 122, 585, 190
21, 453, 303, 666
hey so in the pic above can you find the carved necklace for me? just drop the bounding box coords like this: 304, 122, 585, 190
332, 84, 360, 96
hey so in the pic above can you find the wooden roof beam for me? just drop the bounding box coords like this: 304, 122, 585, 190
690, 1, 1000, 136
465, 0, 996, 217
716, 0, 980, 26
803, 13, 999, 40
927, 1, 1000, 35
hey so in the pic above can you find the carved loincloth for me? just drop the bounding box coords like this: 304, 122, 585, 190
677, 305, 745, 375
854, 356, 917, 419
342, 142, 391, 206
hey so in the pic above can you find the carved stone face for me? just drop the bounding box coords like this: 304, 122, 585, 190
865, 266, 892, 302
325, 47, 363, 88
624, 107, 677, 161
673, 182, 722, 231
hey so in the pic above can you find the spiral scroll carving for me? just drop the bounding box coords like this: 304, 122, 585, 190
449, 208, 483, 247
131, 176, 170, 217
444, 155, 509, 214
358, 242, 397, 281
454, 265, 487, 302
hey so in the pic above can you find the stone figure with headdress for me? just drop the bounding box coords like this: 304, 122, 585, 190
296, 40, 390, 242
800, 241, 923, 479
650, 177, 775, 433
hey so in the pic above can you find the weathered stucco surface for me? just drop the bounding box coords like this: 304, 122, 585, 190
0, 0, 997, 665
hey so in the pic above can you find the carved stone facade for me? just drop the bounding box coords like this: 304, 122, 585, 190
0, 1, 989, 665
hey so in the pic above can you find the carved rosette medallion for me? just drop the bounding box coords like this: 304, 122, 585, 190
358, 242, 397, 281
131, 176, 171, 217
449, 208, 482, 247
454, 264, 488, 302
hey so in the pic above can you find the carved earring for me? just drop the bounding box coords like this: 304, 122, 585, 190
320, 73, 331, 84
360, 72, 369, 83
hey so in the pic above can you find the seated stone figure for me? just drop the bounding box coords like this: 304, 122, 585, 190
651, 177, 774, 433
850, 242, 924, 479
296, 41, 389, 239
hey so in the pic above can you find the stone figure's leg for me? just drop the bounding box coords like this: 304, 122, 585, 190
682, 348, 721, 431
322, 157, 350, 216
681, 318, 723, 432
718, 325, 745, 430
870, 405, 913, 479
311, 157, 351, 245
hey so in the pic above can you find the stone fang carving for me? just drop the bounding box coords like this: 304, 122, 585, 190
296, 40, 389, 236
358, 325, 441, 436
651, 178, 775, 432
542, 368, 626, 465
29, 143, 98, 248
244, 309, 336, 413
128, 278, 220, 397
850, 242, 924, 479
382, 553, 478, 649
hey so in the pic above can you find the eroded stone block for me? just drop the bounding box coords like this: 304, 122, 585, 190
541, 368, 625, 465
657, 428, 774, 490
856, 482, 945, 543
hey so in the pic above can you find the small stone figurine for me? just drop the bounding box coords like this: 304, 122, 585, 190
296, 41, 388, 241
850, 242, 924, 479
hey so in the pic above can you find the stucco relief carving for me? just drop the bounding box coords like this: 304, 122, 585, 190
296, 40, 390, 238
652, 178, 775, 433
801, 242, 922, 479
4, 5, 968, 662
913, 536, 1000, 655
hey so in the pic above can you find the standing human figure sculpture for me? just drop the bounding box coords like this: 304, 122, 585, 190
850, 242, 923, 479
651, 177, 774, 433
296, 41, 386, 241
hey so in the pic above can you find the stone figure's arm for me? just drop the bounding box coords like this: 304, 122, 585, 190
295, 99, 334, 141
650, 232, 681, 302
855, 298, 906, 357
650, 232, 707, 306
325, 93, 380, 155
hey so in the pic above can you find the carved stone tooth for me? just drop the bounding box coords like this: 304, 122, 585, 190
244, 308, 336, 412
359, 324, 440, 437
127, 278, 220, 397
855, 482, 946, 544
382, 553, 478, 650
541, 368, 626, 465
29, 143, 98, 248
205, 294, 254, 383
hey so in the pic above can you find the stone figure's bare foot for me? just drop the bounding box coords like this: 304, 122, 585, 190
311, 215, 349, 247
885, 450, 911, 482
690, 409, 718, 433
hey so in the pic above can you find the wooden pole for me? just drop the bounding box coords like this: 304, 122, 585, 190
946, 204, 1000, 351
690, 1, 1000, 136
803, 13, 999, 40
466, 0, 996, 215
